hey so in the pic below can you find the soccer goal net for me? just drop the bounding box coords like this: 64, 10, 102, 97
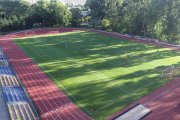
161, 65, 175, 78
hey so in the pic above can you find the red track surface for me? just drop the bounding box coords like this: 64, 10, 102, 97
0, 28, 179, 120
96, 30, 180, 120
0, 28, 91, 120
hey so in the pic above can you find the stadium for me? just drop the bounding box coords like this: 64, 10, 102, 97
0, 0, 180, 120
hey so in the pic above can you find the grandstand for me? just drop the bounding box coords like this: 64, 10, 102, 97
0, 28, 179, 120
0, 48, 39, 120
1, 28, 92, 120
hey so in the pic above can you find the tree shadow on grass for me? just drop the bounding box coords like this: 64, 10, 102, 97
42, 49, 180, 82
14, 31, 180, 119
60, 64, 178, 117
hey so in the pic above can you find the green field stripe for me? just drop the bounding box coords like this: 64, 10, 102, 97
14, 31, 180, 119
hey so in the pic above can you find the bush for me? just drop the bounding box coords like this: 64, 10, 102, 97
101, 18, 111, 30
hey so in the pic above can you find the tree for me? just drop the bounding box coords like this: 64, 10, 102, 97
87, 0, 180, 44
29, 0, 71, 27
70, 8, 82, 26
0, 0, 31, 32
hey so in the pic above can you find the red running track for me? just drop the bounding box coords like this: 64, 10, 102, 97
0, 28, 91, 120
1, 28, 179, 120
97, 30, 180, 120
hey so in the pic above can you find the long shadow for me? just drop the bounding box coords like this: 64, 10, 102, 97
41, 49, 179, 82
14, 31, 180, 119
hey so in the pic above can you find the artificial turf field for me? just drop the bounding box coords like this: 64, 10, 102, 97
14, 31, 180, 119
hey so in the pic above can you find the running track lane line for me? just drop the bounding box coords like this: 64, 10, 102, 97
0, 38, 92, 120
99, 30, 180, 120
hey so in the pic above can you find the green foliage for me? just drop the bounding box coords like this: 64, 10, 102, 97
87, 0, 180, 44
101, 18, 111, 30
0, 0, 72, 33
0, 0, 30, 32
70, 8, 82, 26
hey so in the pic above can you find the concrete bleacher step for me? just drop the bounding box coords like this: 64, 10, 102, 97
0, 48, 39, 119
2, 86, 28, 103
8, 103, 38, 120
0, 75, 20, 86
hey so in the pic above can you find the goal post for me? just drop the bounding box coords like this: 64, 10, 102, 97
161, 65, 175, 78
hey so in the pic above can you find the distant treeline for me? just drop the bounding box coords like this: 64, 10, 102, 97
0, 0, 71, 33
0, 0, 179, 44
86, 0, 180, 44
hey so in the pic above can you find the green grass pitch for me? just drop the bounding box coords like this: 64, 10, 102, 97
14, 31, 180, 119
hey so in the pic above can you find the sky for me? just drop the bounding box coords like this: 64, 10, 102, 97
61, 0, 87, 5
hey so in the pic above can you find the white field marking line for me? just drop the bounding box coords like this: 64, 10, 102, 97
72, 53, 132, 97
73, 43, 162, 93
15, 44, 89, 120
27, 66, 86, 120
144, 80, 180, 107
16, 37, 94, 117
33, 62, 89, 117
11, 49, 62, 120
89, 69, 130, 94
3, 42, 49, 120
26, 35, 159, 114
17, 44, 92, 117
37, 68, 92, 118
124, 67, 164, 93
17, 68, 56, 120
13, 45, 68, 120
76, 45, 157, 95
5, 36, 176, 118
94, 30, 180, 48
114, 85, 130, 94
90, 101, 114, 115
0, 64, 37, 119
2, 44, 40, 120
10, 30, 173, 116
72, 46, 131, 94
91, 78, 158, 114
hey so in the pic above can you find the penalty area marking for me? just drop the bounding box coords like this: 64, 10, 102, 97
114, 104, 151, 120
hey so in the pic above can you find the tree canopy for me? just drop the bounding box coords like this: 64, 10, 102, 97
0, 0, 179, 44
86, 0, 180, 44
0, 0, 71, 33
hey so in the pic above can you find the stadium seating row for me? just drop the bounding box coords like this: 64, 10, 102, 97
0, 47, 39, 120
3, 87, 27, 103
0, 75, 20, 86
8, 103, 37, 120
1, 29, 92, 120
